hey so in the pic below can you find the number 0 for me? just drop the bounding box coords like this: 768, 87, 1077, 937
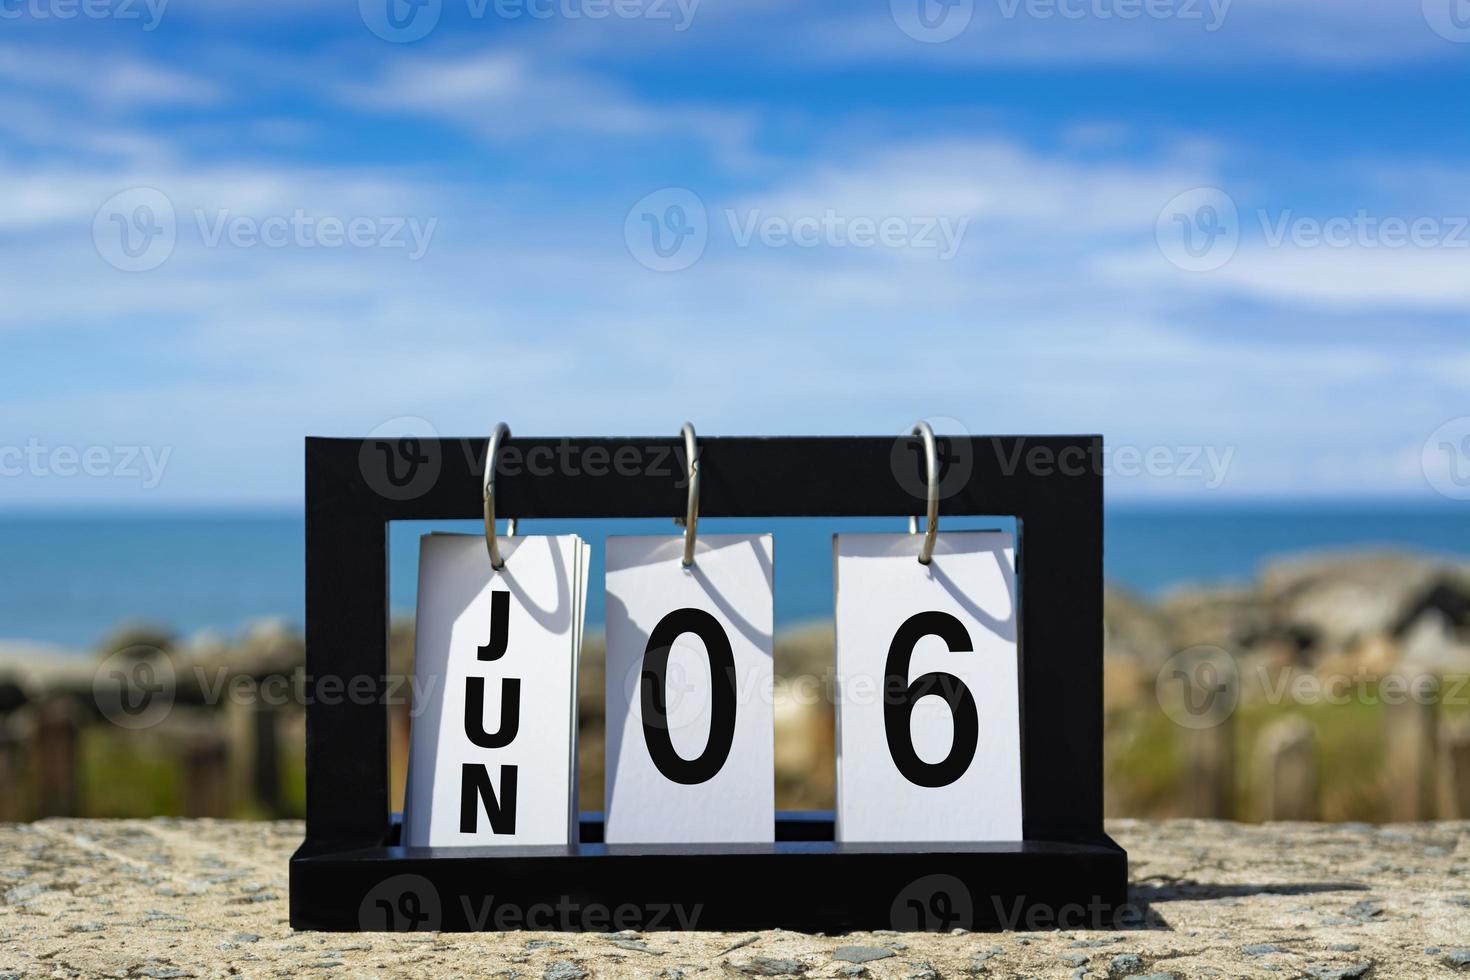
884, 611, 980, 788
640, 608, 737, 785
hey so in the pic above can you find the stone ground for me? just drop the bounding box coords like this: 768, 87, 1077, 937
1, 819, 1469, 978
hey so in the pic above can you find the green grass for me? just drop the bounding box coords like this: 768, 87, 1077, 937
80, 728, 181, 817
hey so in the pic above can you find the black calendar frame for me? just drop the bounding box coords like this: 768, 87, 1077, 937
290, 435, 1126, 932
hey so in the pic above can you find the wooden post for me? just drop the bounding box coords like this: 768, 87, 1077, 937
253, 701, 281, 815
1181, 721, 1235, 819
33, 698, 80, 817
1384, 686, 1438, 821
225, 696, 254, 815
226, 695, 284, 817
0, 716, 25, 821
181, 728, 230, 818
1438, 716, 1470, 819
1253, 715, 1316, 821
1157, 647, 1238, 819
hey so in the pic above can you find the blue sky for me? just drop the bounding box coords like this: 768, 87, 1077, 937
4, 0, 1470, 507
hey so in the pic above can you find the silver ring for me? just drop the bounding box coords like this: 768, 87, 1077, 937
483, 422, 511, 570
911, 420, 939, 565
676, 422, 700, 567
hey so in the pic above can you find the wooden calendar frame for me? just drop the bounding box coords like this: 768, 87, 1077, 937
289, 435, 1126, 931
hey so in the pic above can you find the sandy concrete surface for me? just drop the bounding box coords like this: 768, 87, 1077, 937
1, 819, 1468, 978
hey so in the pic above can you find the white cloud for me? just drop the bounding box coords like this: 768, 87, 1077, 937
1, 117, 1466, 505
1100, 241, 1470, 312
336, 47, 754, 158
0, 44, 223, 107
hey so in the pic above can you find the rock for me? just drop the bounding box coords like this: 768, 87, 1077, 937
905, 964, 939, 980
1443, 949, 1470, 969
832, 947, 895, 964
1401, 610, 1470, 670
1302, 964, 1371, 980
835, 967, 866, 978
1105, 585, 1175, 668
1058, 952, 1088, 966
542, 962, 586, 980
732, 957, 807, 976
970, 946, 1003, 970
1241, 943, 1284, 956
1109, 953, 1144, 975
1157, 586, 1271, 651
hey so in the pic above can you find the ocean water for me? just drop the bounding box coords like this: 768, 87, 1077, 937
1, 504, 1466, 650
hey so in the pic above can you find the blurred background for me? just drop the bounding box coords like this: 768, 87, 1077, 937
2, 0, 1468, 824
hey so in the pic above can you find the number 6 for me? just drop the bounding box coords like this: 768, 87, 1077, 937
883, 611, 979, 788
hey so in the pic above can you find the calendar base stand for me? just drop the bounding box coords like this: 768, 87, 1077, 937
290, 812, 1128, 933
